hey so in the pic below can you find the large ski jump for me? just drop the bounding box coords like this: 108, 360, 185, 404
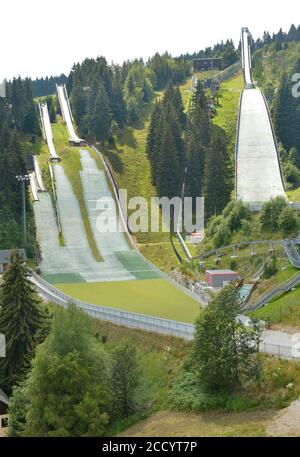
56, 84, 85, 146
39, 102, 60, 161
236, 27, 286, 210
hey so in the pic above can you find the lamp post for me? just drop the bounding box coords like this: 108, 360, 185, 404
16, 174, 30, 245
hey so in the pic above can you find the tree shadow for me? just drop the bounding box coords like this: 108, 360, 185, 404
103, 147, 124, 174
116, 126, 137, 149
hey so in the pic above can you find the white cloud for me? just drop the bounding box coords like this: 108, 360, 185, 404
1, 0, 299, 79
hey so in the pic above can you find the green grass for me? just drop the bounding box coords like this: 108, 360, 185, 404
55, 278, 201, 323
250, 260, 297, 299
250, 283, 300, 327
213, 73, 244, 158
287, 187, 300, 202
179, 70, 219, 111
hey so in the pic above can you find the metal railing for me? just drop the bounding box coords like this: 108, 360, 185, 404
282, 239, 300, 268
192, 239, 283, 261
246, 271, 300, 310
259, 341, 299, 360
30, 271, 300, 360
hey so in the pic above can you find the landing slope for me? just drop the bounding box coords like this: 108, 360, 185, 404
236, 88, 285, 209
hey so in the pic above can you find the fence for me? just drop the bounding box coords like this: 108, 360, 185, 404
259, 341, 299, 360
204, 61, 241, 88
31, 272, 300, 360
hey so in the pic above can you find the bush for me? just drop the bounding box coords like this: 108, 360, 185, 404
264, 256, 277, 279
278, 206, 298, 233
260, 197, 288, 232
230, 258, 238, 270
206, 215, 224, 238
213, 222, 231, 248
283, 162, 300, 187
225, 201, 251, 231
169, 371, 262, 413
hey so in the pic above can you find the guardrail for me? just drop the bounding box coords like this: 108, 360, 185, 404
259, 341, 299, 360
204, 61, 241, 88
282, 239, 300, 268
246, 271, 300, 310
191, 239, 282, 261
235, 90, 244, 199
30, 271, 300, 360
261, 91, 286, 192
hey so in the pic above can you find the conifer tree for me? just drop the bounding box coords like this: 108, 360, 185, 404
0, 252, 44, 391
157, 123, 181, 198
146, 101, 163, 184
204, 125, 231, 217
90, 82, 111, 142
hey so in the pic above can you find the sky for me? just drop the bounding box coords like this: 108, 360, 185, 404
1, 0, 299, 79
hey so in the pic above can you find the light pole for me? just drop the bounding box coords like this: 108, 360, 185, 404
16, 174, 30, 245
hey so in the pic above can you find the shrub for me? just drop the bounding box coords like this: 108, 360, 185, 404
264, 256, 277, 279
278, 206, 298, 233
206, 215, 224, 238
225, 201, 251, 231
260, 197, 288, 232
213, 222, 231, 248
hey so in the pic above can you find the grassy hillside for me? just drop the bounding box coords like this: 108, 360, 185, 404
213, 73, 244, 152
250, 283, 300, 329
100, 93, 181, 272
253, 42, 300, 89
46, 303, 300, 437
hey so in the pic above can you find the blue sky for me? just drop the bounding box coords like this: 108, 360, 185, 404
1, 0, 299, 79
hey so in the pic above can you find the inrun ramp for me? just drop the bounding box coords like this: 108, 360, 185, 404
236, 28, 286, 210
39, 102, 60, 161
56, 84, 84, 145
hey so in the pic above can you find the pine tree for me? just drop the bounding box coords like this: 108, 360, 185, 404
185, 123, 205, 199
90, 82, 111, 142
204, 126, 231, 218
71, 77, 86, 129
189, 81, 211, 149
110, 344, 140, 418
157, 122, 181, 198
0, 252, 44, 391
146, 101, 163, 184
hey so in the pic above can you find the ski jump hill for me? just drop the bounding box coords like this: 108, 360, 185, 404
236, 27, 286, 211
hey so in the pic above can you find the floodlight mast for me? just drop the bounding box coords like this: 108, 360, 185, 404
16, 174, 30, 244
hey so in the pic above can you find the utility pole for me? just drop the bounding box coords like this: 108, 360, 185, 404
16, 174, 30, 245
